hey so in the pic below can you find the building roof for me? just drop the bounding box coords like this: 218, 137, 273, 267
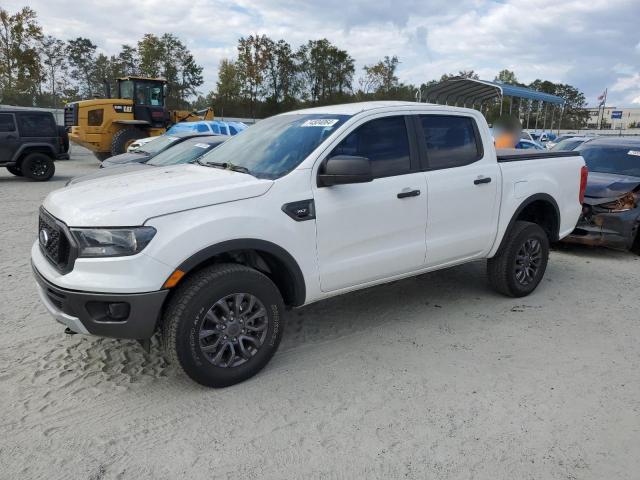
423, 78, 566, 106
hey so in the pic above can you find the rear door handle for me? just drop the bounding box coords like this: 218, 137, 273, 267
397, 189, 421, 199
474, 177, 491, 185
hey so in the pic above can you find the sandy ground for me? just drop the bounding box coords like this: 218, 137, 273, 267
0, 146, 639, 480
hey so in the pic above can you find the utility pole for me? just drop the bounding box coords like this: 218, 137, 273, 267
598, 88, 607, 130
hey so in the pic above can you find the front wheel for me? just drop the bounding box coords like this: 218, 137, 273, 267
162, 263, 285, 388
487, 221, 549, 297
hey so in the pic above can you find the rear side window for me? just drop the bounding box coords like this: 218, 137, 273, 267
419, 115, 482, 169
17, 113, 57, 137
0, 114, 15, 132
331, 116, 410, 178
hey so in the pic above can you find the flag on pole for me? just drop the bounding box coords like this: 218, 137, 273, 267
597, 89, 607, 106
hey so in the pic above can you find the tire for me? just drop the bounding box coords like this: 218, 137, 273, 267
6, 165, 22, 176
111, 128, 146, 156
487, 221, 549, 297
94, 152, 111, 162
162, 263, 285, 388
21, 153, 55, 181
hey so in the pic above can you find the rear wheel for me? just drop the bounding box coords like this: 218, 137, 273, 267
162, 263, 285, 388
6, 165, 22, 176
111, 128, 146, 156
21, 153, 55, 181
487, 221, 549, 297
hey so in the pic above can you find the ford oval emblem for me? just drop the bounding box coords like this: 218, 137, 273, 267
39, 229, 49, 247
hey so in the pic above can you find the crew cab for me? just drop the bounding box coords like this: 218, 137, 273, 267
31, 102, 586, 387
1, 109, 69, 181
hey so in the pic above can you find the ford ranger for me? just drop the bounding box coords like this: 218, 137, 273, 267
31, 102, 587, 387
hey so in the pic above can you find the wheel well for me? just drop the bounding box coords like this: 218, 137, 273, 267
16, 147, 54, 164
515, 199, 559, 241
179, 247, 305, 307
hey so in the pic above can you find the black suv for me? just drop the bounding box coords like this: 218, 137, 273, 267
0, 109, 69, 181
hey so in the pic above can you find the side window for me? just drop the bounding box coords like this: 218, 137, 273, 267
196, 123, 209, 133
331, 116, 410, 178
0, 114, 16, 132
17, 113, 56, 137
419, 115, 482, 170
228, 126, 238, 135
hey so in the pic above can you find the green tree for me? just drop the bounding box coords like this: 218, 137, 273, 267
39, 35, 67, 107
137, 33, 203, 108
236, 34, 269, 116
0, 6, 43, 105
494, 69, 519, 85
360, 55, 399, 95
262, 37, 297, 110
295, 39, 355, 104
66, 37, 97, 98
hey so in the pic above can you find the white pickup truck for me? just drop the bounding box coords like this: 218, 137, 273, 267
32, 101, 587, 387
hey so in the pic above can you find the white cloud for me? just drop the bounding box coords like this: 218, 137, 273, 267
5, 0, 640, 106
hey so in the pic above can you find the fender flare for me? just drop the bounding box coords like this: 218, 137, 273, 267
176, 238, 306, 306
495, 193, 561, 253
12, 143, 56, 163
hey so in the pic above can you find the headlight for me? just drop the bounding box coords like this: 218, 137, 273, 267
598, 192, 637, 212
71, 227, 156, 257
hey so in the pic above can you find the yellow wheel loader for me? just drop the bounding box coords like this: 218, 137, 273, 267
63, 76, 213, 161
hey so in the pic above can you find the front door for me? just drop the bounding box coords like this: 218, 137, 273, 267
314, 115, 428, 292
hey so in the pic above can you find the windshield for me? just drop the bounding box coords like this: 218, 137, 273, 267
198, 114, 351, 179
550, 139, 584, 151
577, 144, 640, 177
147, 138, 222, 166
137, 135, 179, 154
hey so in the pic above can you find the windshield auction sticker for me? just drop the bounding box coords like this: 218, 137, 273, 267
194, 143, 210, 149
301, 119, 339, 127
627, 150, 640, 156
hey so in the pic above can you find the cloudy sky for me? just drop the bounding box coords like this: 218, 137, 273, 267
8, 0, 640, 107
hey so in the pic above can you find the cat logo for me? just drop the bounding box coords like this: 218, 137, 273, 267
113, 105, 133, 113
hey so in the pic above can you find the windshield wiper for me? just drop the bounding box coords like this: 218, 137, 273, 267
202, 161, 251, 175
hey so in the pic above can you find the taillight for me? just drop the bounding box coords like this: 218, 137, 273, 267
579, 165, 588, 204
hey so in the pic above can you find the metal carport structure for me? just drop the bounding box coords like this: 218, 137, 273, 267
420, 77, 566, 132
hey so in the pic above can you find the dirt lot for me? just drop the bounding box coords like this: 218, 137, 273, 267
1, 147, 639, 480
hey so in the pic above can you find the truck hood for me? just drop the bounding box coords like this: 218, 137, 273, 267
44, 164, 273, 226
584, 171, 640, 200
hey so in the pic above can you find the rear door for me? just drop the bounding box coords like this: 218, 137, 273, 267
0, 113, 18, 162
314, 115, 428, 292
416, 114, 500, 266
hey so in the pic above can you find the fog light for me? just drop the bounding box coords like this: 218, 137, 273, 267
107, 302, 130, 320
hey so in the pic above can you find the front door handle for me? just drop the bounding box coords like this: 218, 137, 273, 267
474, 177, 492, 185
397, 189, 421, 199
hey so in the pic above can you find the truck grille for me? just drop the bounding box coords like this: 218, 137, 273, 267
39, 209, 73, 272
64, 103, 78, 127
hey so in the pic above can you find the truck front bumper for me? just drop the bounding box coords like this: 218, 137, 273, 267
33, 265, 169, 339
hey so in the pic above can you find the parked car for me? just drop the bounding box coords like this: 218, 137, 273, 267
549, 136, 592, 151
0, 109, 69, 181
166, 120, 248, 137
101, 132, 223, 168
564, 137, 640, 252
67, 135, 229, 185
546, 134, 579, 150
32, 101, 585, 387
516, 139, 545, 150
530, 132, 553, 144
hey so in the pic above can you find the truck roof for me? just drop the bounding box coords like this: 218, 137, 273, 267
285, 101, 478, 116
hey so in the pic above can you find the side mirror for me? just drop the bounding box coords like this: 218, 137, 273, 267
317, 155, 373, 187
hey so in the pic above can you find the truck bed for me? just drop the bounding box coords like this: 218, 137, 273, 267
496, 149, 579, 162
